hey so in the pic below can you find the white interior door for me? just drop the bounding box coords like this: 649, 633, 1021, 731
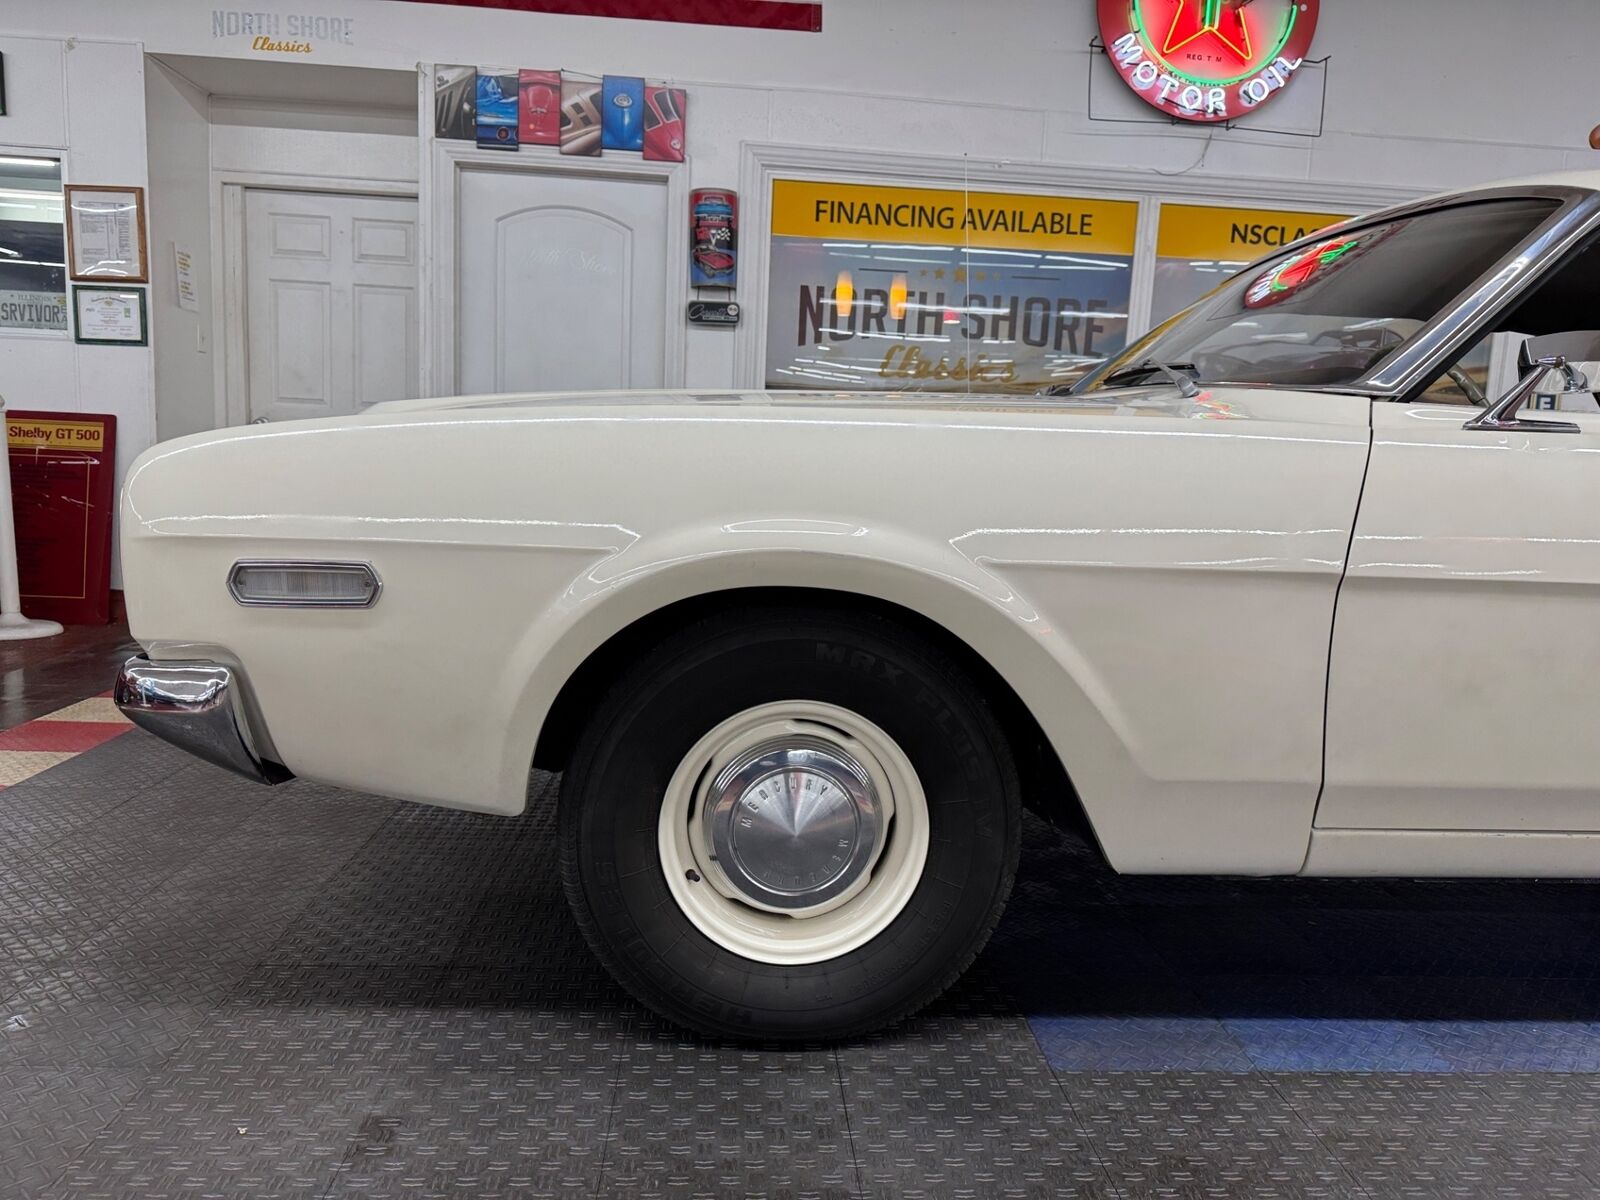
243, 189, 419, 422
456, 167, 668, 395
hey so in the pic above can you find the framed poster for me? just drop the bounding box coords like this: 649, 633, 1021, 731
72, 285, 147, 346
64, 185, 149, 282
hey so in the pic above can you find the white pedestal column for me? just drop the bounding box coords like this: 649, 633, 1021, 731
0, 398, 62, 641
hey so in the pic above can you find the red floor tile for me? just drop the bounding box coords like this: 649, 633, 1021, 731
0, 721, 132, 753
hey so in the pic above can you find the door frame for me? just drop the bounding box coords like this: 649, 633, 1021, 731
423, 142, 690, 397
215, 173, 420, 428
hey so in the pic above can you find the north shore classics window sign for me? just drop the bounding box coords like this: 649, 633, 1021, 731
1097, 0, 1320, 124
764, 180, 1137, 393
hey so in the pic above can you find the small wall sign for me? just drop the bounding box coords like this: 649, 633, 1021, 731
1097, 0, 1321, 124
687, 300, 740, 326
690, 189, 737, 288
8, 410, 118, 625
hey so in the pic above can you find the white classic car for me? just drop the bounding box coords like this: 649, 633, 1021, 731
117, 173, 1600, 1039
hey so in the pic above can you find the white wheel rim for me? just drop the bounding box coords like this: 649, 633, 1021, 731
658, 700, 930, 966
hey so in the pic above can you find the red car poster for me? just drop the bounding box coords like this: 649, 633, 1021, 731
519, 69, 561, 144
643, 85, 686, 162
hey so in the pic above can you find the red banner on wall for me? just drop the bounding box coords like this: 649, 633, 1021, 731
384, 0, 821, 31
7, 411, 117, 625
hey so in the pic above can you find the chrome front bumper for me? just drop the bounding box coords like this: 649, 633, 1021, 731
113, 655, 291, 785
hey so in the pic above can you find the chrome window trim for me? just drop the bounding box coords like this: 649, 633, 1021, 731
227, 559, 383, 609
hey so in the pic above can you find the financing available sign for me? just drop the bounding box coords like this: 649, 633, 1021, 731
1097, 0, 1321, 124
765, 180, 1137, 393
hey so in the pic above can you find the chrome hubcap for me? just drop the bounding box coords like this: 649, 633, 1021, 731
659, 701, 930, 965
702, 738, 883, 911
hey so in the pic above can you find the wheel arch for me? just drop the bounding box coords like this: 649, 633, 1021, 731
527, 581, 1101, 848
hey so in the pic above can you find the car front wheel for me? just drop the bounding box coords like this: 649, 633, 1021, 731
559, 606, 1022, 1040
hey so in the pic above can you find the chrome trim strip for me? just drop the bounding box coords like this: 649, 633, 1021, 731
113, 655, 291, 784
227, 559, 382, 609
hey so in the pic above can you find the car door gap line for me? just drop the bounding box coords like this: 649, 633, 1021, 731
1304, 404, 1377, 872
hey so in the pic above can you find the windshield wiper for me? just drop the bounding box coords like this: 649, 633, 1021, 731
1100, 358, 1201, 398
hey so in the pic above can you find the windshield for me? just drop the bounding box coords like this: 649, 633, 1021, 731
1074, 197, 1561, 393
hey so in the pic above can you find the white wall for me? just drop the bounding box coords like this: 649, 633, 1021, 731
10, 0, 1597, 186
0, 33, 152, 587
208, 98, 417, 183
145, 59, 213, 442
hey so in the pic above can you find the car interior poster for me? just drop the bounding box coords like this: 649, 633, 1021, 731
559, 74, 604, 156
765, 180, 1137, 393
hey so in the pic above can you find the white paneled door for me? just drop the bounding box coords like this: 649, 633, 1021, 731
456, 168, 669, 395
243, 189, 419, 423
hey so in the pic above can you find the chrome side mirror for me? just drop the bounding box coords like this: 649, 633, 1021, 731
1463, 355, 1583, 434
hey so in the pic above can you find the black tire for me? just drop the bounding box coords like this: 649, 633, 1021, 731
559, 605, 1022, 1041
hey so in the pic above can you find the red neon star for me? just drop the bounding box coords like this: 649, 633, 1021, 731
1162, 0, 1253, 63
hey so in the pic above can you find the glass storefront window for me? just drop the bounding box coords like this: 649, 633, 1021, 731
0, 157, 67, 333
1084, 198, 1561, 394
764, 179, 1137, 393
1151, 202, 1351, 326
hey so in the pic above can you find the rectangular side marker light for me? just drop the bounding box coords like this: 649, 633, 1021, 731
228, 561, 382, 608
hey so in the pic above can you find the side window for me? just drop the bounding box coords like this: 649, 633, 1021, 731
1416, 337, 1493, 406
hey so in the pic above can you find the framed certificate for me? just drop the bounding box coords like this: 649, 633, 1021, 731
64, 185, 148, 282
72, 285, 147, 346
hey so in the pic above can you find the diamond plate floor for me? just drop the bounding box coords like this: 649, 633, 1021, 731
4, 729, 1600, 1197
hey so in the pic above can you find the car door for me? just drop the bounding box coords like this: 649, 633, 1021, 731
1320, 382, 1600, 832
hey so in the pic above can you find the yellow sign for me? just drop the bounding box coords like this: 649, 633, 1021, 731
772, 180, 1139, 256
7, 419, 106, 450
1157, 203, 1352, 262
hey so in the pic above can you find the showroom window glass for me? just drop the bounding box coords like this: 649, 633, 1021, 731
0, 158, 67, 333
764, 179, 1137, 393
1151, 202, 1352, 325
